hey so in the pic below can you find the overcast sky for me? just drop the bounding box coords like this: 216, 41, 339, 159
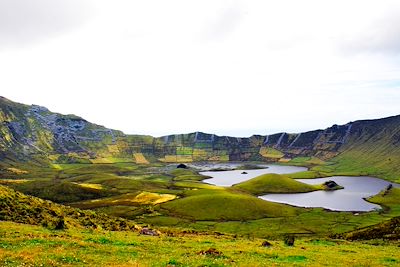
1, 0, 400, 137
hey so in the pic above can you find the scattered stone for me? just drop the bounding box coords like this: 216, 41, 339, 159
283, 235, 295, 246
177, 163, 187, 169
241, 171, 248, 174
198, 248, 223, 256
140, 228, 160, 236
55, 217, 66, 230
261, 240, 272, 247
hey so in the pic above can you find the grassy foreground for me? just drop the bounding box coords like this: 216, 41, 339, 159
0, 221, 399, 267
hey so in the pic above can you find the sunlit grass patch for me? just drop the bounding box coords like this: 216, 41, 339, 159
159, 155, 193, 163
6, 167, 28, 174
76, 183, 103, 190
77, 191, 177, 209
133, 153, 149, 164
259, 147, 284, 159
134, 191, 177, 205
89, 158, 113, 164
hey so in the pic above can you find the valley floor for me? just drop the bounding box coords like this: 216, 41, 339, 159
0, 221, 399, 267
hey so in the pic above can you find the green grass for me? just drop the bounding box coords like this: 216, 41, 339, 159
288, 157, 325, 166
232, 173, 319, 195
369, 188, 400, 206
259, 147, 284, 159
2, 161, 400, 244
286, 171, 329, 179
0, 221, 399, 266
158, 189, 298, 221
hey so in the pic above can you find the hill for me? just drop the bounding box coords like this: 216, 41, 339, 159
232, 173, 319, 195
338, 216, 400, 240
158, 188, 299, 221
1, 96, 400, 181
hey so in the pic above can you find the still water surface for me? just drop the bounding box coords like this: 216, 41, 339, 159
260, 176, 397, 211
200, 164, 307, 187
201, 164, 398, 211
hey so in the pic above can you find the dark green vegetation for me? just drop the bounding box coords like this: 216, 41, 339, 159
1, 96, 400, 265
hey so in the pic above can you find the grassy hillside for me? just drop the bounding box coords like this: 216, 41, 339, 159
232, 173, 319, 195
339, 216, 400, 240
311, 116, 400, 182
0, 185, 140, 231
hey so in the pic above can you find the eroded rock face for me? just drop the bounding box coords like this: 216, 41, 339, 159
1, 96, 400, 170
0, 97, 124, 161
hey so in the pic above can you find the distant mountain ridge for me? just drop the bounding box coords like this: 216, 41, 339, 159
1, 96, 400, 181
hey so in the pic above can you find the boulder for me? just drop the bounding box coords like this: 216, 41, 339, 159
283, 235, 295, 246
241, 171, 248, 174
198, 248, 223, 256
140, 228, 160, 236
261, 240, 272, 247
177, 163, 188, 169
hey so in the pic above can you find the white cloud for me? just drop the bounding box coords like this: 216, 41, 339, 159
0, 0, 91, 49
1, 0, 400, 137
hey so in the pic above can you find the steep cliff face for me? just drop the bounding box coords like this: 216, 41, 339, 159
0, 96, 124, 164
1, 96, 400, 180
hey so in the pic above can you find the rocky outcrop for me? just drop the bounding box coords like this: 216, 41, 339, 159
322, 180, 343, 190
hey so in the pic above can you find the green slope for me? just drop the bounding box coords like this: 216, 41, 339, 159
233, 173, 319, 195
0, 185, 140, 231
158, 189, 298, 221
